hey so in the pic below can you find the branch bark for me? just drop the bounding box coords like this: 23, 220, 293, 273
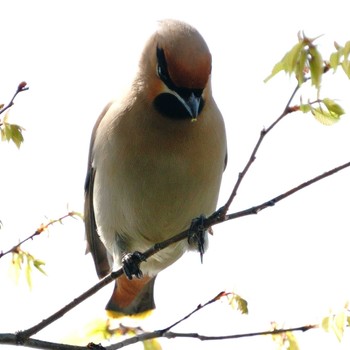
0, 212, 80, 259
0, 82, 29, 118
0, 290, 319, 350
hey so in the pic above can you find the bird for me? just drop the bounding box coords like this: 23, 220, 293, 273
84, 19, 227, 318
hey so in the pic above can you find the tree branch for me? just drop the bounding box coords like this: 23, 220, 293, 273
227, 160, 350, 220
0, 290, 319, 349
220, 83, 301, 215
161, 324, 318, 341
0, 324, 319, 350
0, 211, 81, 259
0, 82, 29, 118
13, 156, 349, 345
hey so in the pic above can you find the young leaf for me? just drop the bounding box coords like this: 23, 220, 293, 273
299, 103, 311, 113
228, 293, 249, 314
322, 316, 330, 332
11, 252, 22, 284
85, 318, 111, 340
311, 107, 340, 125
333, 311, 346, 342
264, 61, 285, 83
286, 332, 300, 350
1, 119, 25, 147
8, 124, 24, 148
330, 41, 350, 78
2, 123, 12, 141
323, 98, 345, 116
264, 40, 305, 83
341, 59, 350, 78
283, 41, 305, 75
343, 40, 350, 58
143, 339, 162, 350
329, 51, 341, 71
295, 48, 308, 85
309, 46, 323, 88
33, 259, 47, 276
25, 255, 33, 290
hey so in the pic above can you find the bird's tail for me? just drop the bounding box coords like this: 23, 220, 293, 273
106, 274, 156, 318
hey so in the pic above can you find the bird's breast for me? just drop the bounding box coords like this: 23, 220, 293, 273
93, 101, 226, 253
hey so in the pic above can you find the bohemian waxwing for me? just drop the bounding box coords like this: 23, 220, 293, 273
84, 19, 227, 317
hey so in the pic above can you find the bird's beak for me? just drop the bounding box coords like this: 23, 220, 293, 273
182, 92, 201, 120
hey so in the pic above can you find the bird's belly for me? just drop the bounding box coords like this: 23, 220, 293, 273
113, 159, 218, 240
93, 153, 221, 272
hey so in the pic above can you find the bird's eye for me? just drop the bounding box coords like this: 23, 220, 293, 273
156, 64, 163, 78
156, 47, 169, 81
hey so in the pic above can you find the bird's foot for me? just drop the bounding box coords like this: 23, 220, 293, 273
122, 251, 146, 280
188, 215, 207, 263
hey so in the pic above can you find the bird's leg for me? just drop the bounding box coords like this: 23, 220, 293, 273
188, 215, 207, 263
122, 251, 146, 280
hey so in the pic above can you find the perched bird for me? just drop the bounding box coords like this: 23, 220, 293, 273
84, 19, 227, 318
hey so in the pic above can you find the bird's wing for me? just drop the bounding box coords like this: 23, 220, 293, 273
84, 102, 114, 279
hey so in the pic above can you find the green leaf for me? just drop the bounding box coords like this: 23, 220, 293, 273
33, 259, 47, 276
295, 48, 308, 85
309, 46, 323, 88
2, 123, 12, 141
228, 293, 249, 314
11, 252, 22, 284
341, 59, 350, 78
321, 310, 348, 342
333, 311, 346, 342
25, 255, 33, 290
323, 98, 345, 116
311, 107, 340, 125
264, 40, 304, 83
329, 51, 341, 71
8, 124, 24, 148
1, 120, 24, 147
311, 98, 346, 126
330, 41, 350, 78
85, 318, 111, 340
283, 41, 305, 75
264, 61, 285, 83
2, 112, 9, 123
143, 339, 162, 350
343, 40, 350, 58
286, 332, 300, 350
322, 316, 330, 332
299, 103, 311, 113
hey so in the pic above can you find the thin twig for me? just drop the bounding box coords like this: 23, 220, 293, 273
162, 324, 318, 341
16, 271, 120, 343
220, 83, 301, 215
0, 290, 319, 350
0, 82, 29, 118
161, 291, 227, 333
227, 160, 350, 220
0, 211, 81, 259
0, 324, 319, 350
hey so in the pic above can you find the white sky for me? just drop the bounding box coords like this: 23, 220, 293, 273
1, 1, 350, 349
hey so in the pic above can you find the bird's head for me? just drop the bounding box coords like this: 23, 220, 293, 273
139, 20, 212, 121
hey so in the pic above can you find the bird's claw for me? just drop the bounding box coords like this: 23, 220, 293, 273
188, 215, 207, 263
122, 251, 146, 280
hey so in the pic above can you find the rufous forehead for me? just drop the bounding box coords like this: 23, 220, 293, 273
163, 47, 212, 89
